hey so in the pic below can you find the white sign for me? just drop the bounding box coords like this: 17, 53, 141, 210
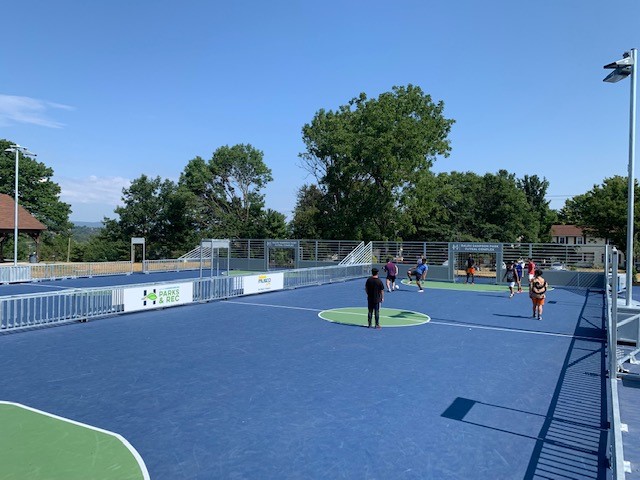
122, 282, 193, 312
243, 272, 284, 295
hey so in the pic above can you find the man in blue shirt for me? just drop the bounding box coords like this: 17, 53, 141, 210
407, 258, 428, 293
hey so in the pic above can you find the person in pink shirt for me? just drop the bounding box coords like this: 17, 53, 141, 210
383, 257, 399, 292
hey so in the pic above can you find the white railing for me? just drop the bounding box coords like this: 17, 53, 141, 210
338, 241, 372, 266
0, 264, 369, 332
1, 262, 134, 284
605, 246, 629, 479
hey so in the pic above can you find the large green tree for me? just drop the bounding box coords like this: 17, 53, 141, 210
518, 174, 556, 242
298, 85, 455, 240
102, 175, 190, 259
289, 184, 323, 239
402, 170, 540, 242
560, 175, 639, 255
179, 144, 273, 239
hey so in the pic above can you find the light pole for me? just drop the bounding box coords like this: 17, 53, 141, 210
604, 48, 637, 306
3, 144, 36, 266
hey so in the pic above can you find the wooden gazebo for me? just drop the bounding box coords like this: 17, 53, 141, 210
0, 193, 47, 262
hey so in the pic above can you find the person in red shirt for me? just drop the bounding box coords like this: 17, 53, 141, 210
526, 258, 536, 284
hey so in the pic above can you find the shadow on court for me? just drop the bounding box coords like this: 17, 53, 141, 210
0, 279, 612, 479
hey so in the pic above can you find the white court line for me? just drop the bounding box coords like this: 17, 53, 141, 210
225, 300, 322, 312
17, 283, 72, 290
429, 320, 605, 341
226, 300, 603, 341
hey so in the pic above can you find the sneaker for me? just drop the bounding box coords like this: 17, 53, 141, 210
388, 289, 392, 293
394, 285, 400, 290
375, 325, 381, 329
509, 293, 513, 298
538, 316, 542, 321
418, 289, 424, 293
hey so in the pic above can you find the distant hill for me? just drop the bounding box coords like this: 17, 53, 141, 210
73, 221, 103, 228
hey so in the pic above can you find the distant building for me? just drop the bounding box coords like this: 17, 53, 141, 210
0, 193, 48, 262
550, 224, 612, 267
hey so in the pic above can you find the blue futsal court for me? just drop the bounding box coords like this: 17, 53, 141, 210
0, 275, 611, 479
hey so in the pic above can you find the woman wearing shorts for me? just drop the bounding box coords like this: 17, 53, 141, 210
529, 269, 548, 320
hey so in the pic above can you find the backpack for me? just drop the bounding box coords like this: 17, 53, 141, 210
531, 279, 547, 295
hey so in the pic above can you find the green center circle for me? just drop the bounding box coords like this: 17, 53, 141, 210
318, 307, 430, 328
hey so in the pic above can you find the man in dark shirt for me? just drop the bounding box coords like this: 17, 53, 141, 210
365, 267, 384, 329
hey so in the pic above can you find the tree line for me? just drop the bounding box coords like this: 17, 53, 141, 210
0, 84, 632, 262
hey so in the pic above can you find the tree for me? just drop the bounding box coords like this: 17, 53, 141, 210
0, 139, 72, 233
289, 184, 323, 239
179, 144, 273, 239
0, 139, 72, 261
104, 175, 187, 259
560, 175, 639, 255
298, 85, 455, 240
518, 175, 556, 242
401, 170, 541, 242
256, 209, 289, 239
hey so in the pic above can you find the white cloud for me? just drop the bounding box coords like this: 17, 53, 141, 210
58, 175, 131, 206
0, 94, 74, 128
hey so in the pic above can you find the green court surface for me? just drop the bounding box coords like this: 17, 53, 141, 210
399, 279, 553, 292
318, 307, 430, 327
0, 402, 149, 480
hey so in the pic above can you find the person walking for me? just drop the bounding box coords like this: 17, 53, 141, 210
503, 261, 519, 298
465, 255, 476, 284
407, 258, 428, 293
515, 259, 524, 293
365, 267, 385, 328
383, 257, 399, 292
529, 269, 548, 320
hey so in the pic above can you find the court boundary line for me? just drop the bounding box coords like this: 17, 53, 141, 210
0, 401, 150, 480
225, 300, 602, 340
318, 307, 430, 327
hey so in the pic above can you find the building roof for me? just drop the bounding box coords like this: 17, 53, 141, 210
0, 193, 47, 232
551, 224, 584, 237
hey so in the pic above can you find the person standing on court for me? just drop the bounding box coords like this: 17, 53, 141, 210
383, 257, 399, 292
515, 259, 524, 293
407, 258, 428, 293
529, 268, 548, 320
365, 267, 385, 328
526, 258, 536, 284
503, 261, 519, 298
465, 255, 476, 284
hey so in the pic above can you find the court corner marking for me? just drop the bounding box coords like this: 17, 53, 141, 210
0, 401, 150, 480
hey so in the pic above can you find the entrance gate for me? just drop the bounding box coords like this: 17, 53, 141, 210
265, 240, 299, 270
448, 242, 504, 284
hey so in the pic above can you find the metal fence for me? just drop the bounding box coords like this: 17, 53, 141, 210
604, 246, 631, 479
0, 264, 370, 333
0, 240, 608, 285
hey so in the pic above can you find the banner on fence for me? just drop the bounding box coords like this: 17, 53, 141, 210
122, 282, 194, 312
243, 272, 284, 294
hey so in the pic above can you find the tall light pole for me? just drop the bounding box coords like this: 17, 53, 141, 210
3, 144, 36, 266
604, 48, 637, 306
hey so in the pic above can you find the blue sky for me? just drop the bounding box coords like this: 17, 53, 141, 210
1, 0, 639, 222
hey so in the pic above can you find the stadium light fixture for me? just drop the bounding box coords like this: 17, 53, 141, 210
4, 145, 36, 266
603, 49, 637, 306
